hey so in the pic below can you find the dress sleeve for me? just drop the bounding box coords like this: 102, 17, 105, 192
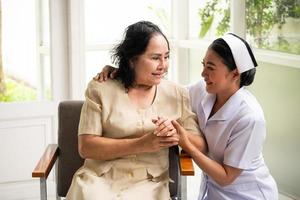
179, 87, 201, 134
223, 114, 266, 169
78, 81, 103, 136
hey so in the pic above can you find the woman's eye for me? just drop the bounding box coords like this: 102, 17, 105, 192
152, 57, 159, 60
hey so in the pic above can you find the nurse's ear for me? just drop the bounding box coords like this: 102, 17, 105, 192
231, 68, 240, 82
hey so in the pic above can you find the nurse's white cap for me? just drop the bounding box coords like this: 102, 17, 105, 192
222, 33, 257, 73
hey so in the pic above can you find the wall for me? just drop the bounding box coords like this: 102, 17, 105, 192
249, 63, 300, 199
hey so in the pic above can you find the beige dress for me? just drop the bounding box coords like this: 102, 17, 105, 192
66, 79, 200, 200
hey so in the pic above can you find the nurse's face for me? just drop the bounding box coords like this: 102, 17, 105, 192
201, 48, 238, 94
131, 34, 169, 87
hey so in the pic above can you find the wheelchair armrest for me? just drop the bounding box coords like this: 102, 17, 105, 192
179, 150, 194, 176
32, 144, 59, 179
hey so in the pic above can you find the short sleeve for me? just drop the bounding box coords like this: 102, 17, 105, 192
223, 115, 266, 169
179, 87, 201, 135
78, 81, 103, 136
187, 80, 206, 113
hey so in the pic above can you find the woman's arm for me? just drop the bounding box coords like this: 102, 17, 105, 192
78, 128, 179, 161
172, 120, 242, 187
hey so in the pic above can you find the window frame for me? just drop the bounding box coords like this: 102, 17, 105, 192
36, 0, 51, 100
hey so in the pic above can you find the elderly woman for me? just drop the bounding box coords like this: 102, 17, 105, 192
66, 21, 204, 200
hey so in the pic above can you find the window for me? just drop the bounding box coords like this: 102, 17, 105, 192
0, 0, 50, 102
189, 0, 229, 41
246, 0, 300, 55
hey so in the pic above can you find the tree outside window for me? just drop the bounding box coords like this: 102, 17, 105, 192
198, 0, 300, 55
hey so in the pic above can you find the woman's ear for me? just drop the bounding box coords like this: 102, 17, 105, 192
129, 60, 133, 68
129, 59, 135, 69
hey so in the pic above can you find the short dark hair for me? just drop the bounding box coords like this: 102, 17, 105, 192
209, 38, 256, 87
111, 21, 170, 89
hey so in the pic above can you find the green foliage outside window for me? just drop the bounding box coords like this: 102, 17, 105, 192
198, 0, 300, 54
0, 77, 36, 102
198, 0, 230, 38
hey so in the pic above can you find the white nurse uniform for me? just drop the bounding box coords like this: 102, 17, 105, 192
189, 79, 278, 200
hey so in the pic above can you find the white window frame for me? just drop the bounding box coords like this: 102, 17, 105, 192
36, 0, 46, 100
49, 0, 70, 101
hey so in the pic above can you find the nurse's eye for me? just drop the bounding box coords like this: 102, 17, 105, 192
152, 57, 160, 60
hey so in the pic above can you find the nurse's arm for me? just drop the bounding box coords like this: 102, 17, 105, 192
172, 120, 241, 186
188, 146, 242, 186
186, 132, 207, 153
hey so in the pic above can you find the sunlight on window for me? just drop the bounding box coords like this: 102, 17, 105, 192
85, 51, 112, 84
0, 0, 50, 102
85, 0, 171, 44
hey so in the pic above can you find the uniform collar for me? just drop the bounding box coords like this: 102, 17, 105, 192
201, 87, 245, 121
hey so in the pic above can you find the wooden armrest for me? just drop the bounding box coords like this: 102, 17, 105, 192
32, 144, 59, 179
179, 150, 194, 176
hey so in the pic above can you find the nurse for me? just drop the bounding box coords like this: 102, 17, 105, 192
172, 33, 278, 199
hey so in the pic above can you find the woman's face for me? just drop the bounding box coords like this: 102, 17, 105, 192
201, 48, 238, 94
131, 34, 169, 86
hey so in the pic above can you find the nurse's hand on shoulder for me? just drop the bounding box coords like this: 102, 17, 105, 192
93, 65, 117, 82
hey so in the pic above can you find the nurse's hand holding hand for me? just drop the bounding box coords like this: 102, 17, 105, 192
152, 117, 177, 137
171, 120, 194, 152
137, 117, 179, 153
172, 120, 242, 187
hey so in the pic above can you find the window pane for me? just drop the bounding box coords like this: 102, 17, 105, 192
85, 51, 112, 85
84, 0, 171, 44
246, 0, 300, 55
189, 0, 230, 41
0, 0, 50, 102
188, 48, 206, 84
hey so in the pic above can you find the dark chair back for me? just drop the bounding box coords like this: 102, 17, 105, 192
57, 101, 84, 196
56, 101, 180, 199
